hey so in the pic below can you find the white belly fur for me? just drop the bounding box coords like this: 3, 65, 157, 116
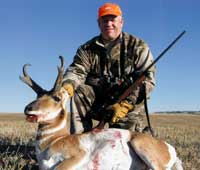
76, 129, 144, 170
37, 128, 145, 170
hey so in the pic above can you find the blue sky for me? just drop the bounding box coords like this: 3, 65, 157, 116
0, 0, 199, 113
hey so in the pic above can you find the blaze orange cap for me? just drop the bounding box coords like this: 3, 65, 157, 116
98, 3, 122, 18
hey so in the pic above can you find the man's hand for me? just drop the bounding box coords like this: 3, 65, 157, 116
63, 83, 74, 97
107, 100, 134, 123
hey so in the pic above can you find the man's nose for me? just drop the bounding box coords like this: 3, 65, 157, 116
105, 20, 113, 26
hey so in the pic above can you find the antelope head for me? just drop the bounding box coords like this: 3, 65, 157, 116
20, 56, 69, 123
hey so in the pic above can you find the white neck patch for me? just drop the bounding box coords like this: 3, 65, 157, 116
39, 118, 66, 136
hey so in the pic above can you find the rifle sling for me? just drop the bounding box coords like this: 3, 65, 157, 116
144, 85, 154, 136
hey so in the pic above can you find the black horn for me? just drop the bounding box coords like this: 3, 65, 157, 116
20, 64, 46, 95
52, 56, 65, 92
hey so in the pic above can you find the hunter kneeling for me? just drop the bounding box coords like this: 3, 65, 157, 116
62, 3, 155, 134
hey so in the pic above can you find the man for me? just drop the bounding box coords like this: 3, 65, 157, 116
62, 3, 155, 134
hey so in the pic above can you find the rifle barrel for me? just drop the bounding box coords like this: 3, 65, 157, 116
117, 30, 186, 103
144, 30, 186, 75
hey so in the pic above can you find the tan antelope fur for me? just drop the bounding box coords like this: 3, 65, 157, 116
20, 56, 183, 170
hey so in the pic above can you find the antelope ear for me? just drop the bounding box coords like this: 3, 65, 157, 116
61, 87, 69, 97
60, 87, 70, 108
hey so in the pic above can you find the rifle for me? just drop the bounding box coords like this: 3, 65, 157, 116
92, 30, 186, 129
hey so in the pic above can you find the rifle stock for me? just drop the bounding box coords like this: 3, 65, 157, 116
117, 75, 146, 103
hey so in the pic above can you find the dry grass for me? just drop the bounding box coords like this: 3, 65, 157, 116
150, 114, 200, 170
0, 113, 199, 170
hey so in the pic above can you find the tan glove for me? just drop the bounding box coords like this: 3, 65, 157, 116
63, 83, 74, 97
107, 100, 134, 123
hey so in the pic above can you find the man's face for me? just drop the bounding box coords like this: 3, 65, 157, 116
98, 15, 123, 41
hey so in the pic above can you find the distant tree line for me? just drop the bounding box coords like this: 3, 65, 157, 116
153, 111, 200, 114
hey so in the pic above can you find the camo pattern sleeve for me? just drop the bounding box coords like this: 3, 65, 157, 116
125, 33, 156, 104
63, 33, 155, 105
62, 46, 91, 89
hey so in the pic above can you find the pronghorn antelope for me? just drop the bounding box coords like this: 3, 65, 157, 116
20, 56, 183, 170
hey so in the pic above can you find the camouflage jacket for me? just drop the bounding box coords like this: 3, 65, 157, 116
63, 32, 155, 104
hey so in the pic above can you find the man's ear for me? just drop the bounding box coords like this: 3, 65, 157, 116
120, 17, 124, 26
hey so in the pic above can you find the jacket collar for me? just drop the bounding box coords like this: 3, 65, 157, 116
94, 33, 123, 49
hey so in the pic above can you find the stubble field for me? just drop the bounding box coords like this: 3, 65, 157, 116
0, 113, 199, 170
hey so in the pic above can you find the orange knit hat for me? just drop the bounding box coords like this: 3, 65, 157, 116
98, 3, 122, 18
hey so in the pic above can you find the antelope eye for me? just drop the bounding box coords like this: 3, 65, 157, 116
52, 96, 61, 102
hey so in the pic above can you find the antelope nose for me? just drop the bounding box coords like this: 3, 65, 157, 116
24, 105, 32, 114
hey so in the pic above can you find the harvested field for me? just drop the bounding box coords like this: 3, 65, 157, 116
0, 113, 199, 170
